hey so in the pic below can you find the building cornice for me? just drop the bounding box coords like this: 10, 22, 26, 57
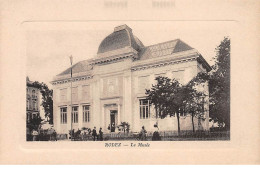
89, 47, 138, 65
51, 49, 211, 85
100, 96, 122, 100
197, 55, 212, 72
51, 75, 93, 85
131, 53, 199, 71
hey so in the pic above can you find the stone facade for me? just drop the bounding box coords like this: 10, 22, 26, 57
26, 77, 40, 121
51, 25, 211, 134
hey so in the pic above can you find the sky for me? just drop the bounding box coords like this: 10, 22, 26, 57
26, 21, 231, 88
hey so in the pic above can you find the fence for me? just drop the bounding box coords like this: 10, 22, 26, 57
64, 131, 230, 141
28, 131, 230, 141
102, 131, 230, 141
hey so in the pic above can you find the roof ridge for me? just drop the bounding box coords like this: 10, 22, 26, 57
141, 39, 180, 49
57, 59, 92, 76
125, 28, 132, 48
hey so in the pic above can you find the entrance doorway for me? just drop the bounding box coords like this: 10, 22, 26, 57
110, 110, 117, 132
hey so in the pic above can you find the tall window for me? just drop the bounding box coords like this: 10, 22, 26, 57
83, 105, 90, 122
27, 113, 31, 121
60, 107, 67, 124
179, 107, 186, 117
72, 106, 78, 123
32, 90, 36, 98
139, 99, 151, 119
26, 100, 29, 110
33, 100, 36, 110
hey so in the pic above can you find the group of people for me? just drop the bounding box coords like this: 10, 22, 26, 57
29, 128, 57, 141
139, 124, 161, 141
90, 124, 161, 141
70, 127, 103, 141
91, 127, 103, 141
29, 124, 161, 141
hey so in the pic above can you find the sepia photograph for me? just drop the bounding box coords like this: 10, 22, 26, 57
1, 0, 260, 165
26, 22, 230, 142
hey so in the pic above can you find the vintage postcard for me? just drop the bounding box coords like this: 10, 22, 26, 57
0, 0, 259, 165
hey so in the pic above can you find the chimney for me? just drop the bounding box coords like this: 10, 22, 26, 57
114, 24, 132, 32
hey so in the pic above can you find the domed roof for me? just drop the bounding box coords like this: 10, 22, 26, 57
97, 25, 144, 54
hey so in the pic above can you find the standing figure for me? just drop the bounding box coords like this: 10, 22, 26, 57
152, 124, 161, 141
76, 128, 81, 140
99, 128, 103, 141
53, 130, 57, 141
111, 122, 115, 132
88, 128, 91, 135
92, 127, 97, 141
71, 129, 75, 140
83, 131, 87, 141
140, 126, 147, 141
32, 129, 38, 141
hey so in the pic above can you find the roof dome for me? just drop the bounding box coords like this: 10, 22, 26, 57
97, 25, 144, 54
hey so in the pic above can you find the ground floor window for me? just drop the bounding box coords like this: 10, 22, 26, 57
26, 100, 29, 110
72, 106, 78, 123
179, 107, 186, 117
27, 113, 31, 122
33, 100, 37, 110
139, 99, 151, 119
83, 105, 90, 122
60, 107, 67, 124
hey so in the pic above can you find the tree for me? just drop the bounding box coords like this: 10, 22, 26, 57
32, 81, 53, 124
146, 76, 183, 135
119, 122, 130, 134
146, 37, 230, 133
26, 114, 43, 132
209, 37, 230, 130
188, 37, 230, 130
184, 73, 209, 132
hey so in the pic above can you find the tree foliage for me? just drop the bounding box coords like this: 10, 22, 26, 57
209, 37, 230, 129
32, 81, 54, 124
146, 76, 184, 134
146, 75, 208, 133
26, 114, 43, 132
185, 37, 230, 130
145, 37, 230, 132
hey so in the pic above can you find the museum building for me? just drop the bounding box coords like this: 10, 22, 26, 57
51, 25, 211, 134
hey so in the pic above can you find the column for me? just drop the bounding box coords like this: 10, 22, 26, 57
67, 105, 72, 134
132, 76, 139, 132
55, 106, 61, 133
118, 103, 121, 125
101, 104, 105, 130
78, 85, 82, 101
92, 76, 100, 128
123, 74, 132, 124
78, 104, 83, 130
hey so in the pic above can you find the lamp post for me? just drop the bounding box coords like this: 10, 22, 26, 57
69, 55, 73, 141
